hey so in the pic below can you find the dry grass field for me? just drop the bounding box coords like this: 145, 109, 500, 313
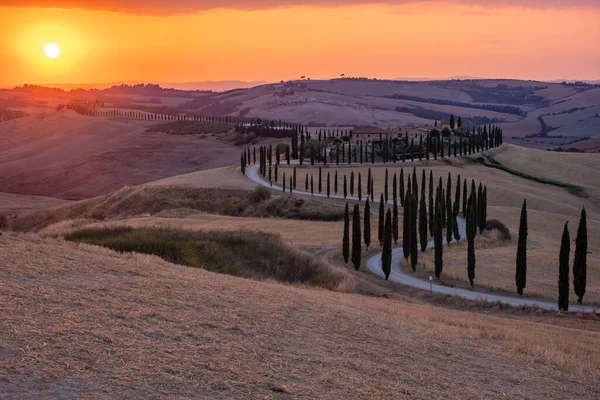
1, 232, 599, 399
0, 110, 241, 199
277, 148, 600, 304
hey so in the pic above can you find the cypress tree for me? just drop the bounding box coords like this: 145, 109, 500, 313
462, 178, 468, 216
310, 175, 314, 196
350, 171, 355, 197
429, 171, 435, 236
410, 194, 418, 271
358, 172, 362, 201
402, 188, 411, 262
477, 183, 484, 233
399, 168, 405, 207
412, 167, 418, 199
382, 209, 393, 280
467, 198, 476, 287
305, 174, 309, 192
290, 175, 293, 194
558, 222, 570, 311
293, 167, 297, 189
573, 207, 588, 304
367, 168, 372, 197
452, 209, 460, 243
378, 194, 385, 247
516, 199, 528, 296
406, 175, 412, 207
282, 172, 286, 192
446, 195, 454, 245
352, 204, 362, 270
318, 167, 322, 193
454, 174, 461, 215
370, 177, 374, 202
334, 170, 338, 195
344, 175, 348, 198
327, 172, 331, 198
343, 202, 350, 264
364, 199, 371, 250
419, 190, 428, 252
446, 172, 452, 220
392, 197, 399, 245
393, 172, 398, 204
384, 168, 389, 203
434, 197, 444, 279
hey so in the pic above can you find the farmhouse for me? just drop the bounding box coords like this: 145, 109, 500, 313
351, 126, 393, 144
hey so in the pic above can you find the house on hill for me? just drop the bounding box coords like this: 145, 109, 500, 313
351, 126, 391, 144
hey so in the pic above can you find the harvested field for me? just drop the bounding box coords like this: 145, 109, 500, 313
1, 233, 598, 398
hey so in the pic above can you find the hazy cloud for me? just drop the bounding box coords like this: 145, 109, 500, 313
1, 0, 598, 15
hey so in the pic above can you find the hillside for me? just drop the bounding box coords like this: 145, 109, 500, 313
1, 232, 599, 398
0, 110, 241, 199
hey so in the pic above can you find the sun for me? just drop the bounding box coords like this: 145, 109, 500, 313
44, 43, 61, 59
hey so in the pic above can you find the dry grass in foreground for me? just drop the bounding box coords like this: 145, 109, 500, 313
1, 233, 599, 399
63, 227, 355, 292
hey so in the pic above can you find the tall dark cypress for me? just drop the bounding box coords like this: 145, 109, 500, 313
350, 171, 355, 197
399, 168, 405, 207
384, 168, 389, 203
558, 222, 570, 311
462, 178, 468, 216
318, 167, 322, 194
293, 167, 297, 189
412, 167, 418, 199
378, 194, 385, 247
358, 173, 362, 201
477, 183, 484, 233
382, 209, 393, 280
454, 174, 461, 215
310, 175, 314, 196
364, 199, 371, 250
516, 199, 528, 296
429, 171, 435, 236
452, 209, 460, 243
343, 202, 350, 264
481, 186, 487, 232
305, 174, 309, 192
466, 198, 476, 287
419, 190, 428, 252
402, 188, 411, 262
409, 194, 418, 271
334, 170, 338, 195
327, 172, 331, 198
282, 172, 285, 192
392, 197, 399, 245
393, 172, 398, 204
343, 175, 348, 198
573, 207, 588, 304
446, 195, 454, 245
367, 168, 372, 197
434, 197, 444, 278
352, 204, 362, 270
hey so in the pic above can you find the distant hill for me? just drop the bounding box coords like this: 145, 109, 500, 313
3, 80, 268, 92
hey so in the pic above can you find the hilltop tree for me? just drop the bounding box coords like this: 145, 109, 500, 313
558, 222, 570, 311
364, 199, 371, 250
516, 199, 528, 296
434, 197, 444, 278
382, 209, 393, 280
573, 207, 588, 304
352, 204, 362, 270
343, 202, 350, 264
379, 194, 385, 247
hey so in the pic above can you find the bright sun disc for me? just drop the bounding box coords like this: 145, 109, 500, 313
44, 43, 61, 59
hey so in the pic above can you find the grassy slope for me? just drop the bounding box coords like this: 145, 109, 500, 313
1, 233, 599, 399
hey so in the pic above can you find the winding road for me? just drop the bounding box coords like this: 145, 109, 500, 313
245, 162, 596, 313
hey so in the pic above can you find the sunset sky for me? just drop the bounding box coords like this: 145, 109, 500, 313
1, 1, 599, 86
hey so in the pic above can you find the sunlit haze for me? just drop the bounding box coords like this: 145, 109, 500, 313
1, 1, 599, 85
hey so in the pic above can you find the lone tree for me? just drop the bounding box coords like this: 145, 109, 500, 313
364, 199, 371, 250
343, 202, 350, 264
573, 207, 588, 304
378, 194, 385, 247
352, 204, 362, 270
516, 199, 528, 296
381, 209, 393, 280
558, 222, 570, 311
434, 198, 444, 279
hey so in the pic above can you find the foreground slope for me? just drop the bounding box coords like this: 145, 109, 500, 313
1, 233, 599, 399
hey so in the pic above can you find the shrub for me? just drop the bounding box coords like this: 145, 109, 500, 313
248, 186, 271, 203
485, 219, 511, 241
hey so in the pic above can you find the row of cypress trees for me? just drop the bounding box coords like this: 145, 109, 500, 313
516, 200, 589, 310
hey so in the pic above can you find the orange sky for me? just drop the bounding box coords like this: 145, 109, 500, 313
1, 1, 599, 86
